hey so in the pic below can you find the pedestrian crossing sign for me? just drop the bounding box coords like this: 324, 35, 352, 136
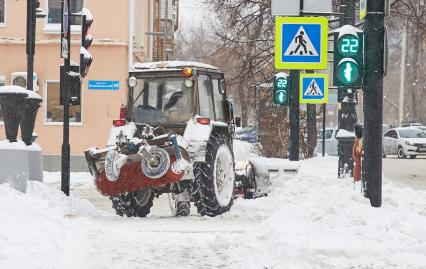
300, 73, 329, 104
275, 17, 328, 70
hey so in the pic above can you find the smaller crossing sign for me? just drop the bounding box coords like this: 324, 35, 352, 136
300, 73, 328, 104
275, 16, 328, 70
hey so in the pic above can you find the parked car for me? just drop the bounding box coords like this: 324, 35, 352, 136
358, 123, 390, 134
235, 126, 258, 143
401, 122, 424, 128
383, 127, 426, 159
316, 128, 338, 156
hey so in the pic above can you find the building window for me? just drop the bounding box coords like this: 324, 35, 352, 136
0, 0, 5, 25
45, 81, 81, 123
47, 0, 83, 25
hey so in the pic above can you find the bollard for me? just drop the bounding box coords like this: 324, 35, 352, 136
0, 86, 29, 143
19, 91, 42, 146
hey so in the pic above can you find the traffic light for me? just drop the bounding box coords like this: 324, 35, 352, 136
273, 73, 290, 105
80, 8, 93, 77
60, 62, 81, 106
333, 25, 363, 87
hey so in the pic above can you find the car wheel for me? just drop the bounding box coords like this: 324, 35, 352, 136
410, 155, 416, 159
397, 146, 406, 159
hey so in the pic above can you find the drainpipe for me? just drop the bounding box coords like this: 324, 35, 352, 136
128, 0, 135, 72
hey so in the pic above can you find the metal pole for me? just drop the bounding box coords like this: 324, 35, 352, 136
163, 0, 168, 61
364, 0, 385, 207
288, 0, 303, 161
322, 104, 326, 157
399, 22, 407, 126
26, 0, 35, 91
289, 70, 300, 161
61, 0, 71, 196
306, 70, 317, 158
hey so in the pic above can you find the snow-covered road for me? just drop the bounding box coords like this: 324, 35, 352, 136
1, 142, 426, 268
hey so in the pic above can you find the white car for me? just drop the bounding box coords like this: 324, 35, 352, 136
383, 127, 426, 159
316, 128, 338, 156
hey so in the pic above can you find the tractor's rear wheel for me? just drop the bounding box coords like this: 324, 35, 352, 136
110, 189, 154, 217
192, 134, 235, 217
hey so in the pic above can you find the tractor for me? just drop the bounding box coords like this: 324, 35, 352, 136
85, 61, 265, 217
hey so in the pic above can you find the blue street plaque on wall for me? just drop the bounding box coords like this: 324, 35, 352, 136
88, 80, 120, 91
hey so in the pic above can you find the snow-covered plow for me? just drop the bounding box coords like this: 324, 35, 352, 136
85, 131, 190, 197
235, 158, 301, 199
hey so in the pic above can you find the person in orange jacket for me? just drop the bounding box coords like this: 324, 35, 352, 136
352, 124, 363, 181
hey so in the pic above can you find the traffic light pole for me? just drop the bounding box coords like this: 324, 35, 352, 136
26, 0, 35, 91
364, 0, 385, 207
61, 0, 71, 196
337, 0, 357, 177
289, 70, 300, 161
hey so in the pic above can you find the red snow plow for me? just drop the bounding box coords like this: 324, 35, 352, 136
85, 131, 191, 196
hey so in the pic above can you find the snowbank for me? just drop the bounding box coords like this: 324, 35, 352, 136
0, 173, 108, 269
1, 153, 426, 268
229, 157, 426, 269
233, 139, 258, 161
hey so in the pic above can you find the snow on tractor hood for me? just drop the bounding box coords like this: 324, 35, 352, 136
107, 122, 137, 147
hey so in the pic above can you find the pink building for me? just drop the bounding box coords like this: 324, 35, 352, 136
0, 0, 179, 170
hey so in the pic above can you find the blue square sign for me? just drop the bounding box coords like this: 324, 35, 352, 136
300, 73, 329, 104
275, 17, 328, 70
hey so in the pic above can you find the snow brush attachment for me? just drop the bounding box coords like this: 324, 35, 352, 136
140, 147, 170, 179
94, 145, 190, 197
105, 150, 128, 181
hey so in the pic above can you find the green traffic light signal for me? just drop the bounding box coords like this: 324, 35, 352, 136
336, 59, 360, 85
273, 74, 289, 105
333, 26, 363, 87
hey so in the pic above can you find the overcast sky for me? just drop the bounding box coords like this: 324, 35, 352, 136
178, 0, 212, 34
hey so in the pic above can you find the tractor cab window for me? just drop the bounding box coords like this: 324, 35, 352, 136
132, 77, 192, 125
212, 79, 225, 122
198, 75, 215, 119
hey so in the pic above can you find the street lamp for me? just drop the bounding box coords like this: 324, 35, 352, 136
27, 0, 47, 91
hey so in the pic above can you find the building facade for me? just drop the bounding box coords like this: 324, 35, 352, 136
0, 0, 178, 170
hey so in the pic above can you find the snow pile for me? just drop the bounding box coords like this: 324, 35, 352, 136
0, 85, 29, 96
0, 174, 108, 269
0, 140, 42, 151
1, 145, 426, 268
229, 157, 426, 269
233, 139, 258, 161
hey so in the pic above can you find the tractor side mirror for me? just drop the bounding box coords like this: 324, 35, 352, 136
235, 117, 241, 127
219, 79, 226, 94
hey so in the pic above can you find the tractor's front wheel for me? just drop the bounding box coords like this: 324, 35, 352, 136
110, 189, 154, 217
192, 134, 235, 217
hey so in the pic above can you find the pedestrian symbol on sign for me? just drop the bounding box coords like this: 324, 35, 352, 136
303, 79, 323, 96
285, 27, 318, 56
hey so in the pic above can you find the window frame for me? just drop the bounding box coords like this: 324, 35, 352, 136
43, 0, 83, 34
0, 0, 6, 27
43, 80, 83, 126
